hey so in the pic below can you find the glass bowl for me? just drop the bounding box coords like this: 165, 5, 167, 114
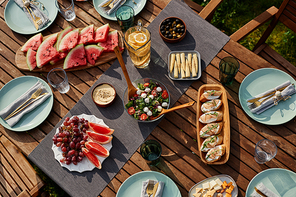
123, 78, 170, 123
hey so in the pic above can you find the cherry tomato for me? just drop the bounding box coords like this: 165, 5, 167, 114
133, 94, 138, 98
140, 114, 148, 120
153, 86, 157, 90
143, 83, 150, 87
151, 90, 157, 97
128, 107, 135, 115
162, 90, 169, 99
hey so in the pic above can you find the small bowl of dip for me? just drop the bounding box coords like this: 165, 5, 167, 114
91, 83, 116, 107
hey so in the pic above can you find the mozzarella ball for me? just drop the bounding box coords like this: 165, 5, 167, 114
157, 106, 162, 112
149, 95, 154, 99
162, 102, 168, 107
145, 88, 151, 93
156, 87, 162, 92
141, 93, 147, 98
145, 98, 150, 103
143, 107, 149, 112
136, 90, 142, 95
147, 111, 152, 116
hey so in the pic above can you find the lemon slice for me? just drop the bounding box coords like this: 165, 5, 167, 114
134, 32, 147, 45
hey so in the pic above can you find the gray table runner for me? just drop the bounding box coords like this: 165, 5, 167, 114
28, 0, 229, 196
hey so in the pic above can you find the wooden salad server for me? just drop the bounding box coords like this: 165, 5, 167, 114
114, 46, 138, 99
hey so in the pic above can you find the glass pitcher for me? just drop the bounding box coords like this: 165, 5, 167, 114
123, 21, 151, 68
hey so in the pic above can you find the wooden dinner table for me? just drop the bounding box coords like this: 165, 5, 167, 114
1, 0, 296, 197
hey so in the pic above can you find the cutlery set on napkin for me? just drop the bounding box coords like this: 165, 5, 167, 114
0, 81, 51, 127
98, 0, 126, 15
14, 0, 49, 30
247, 81, 296, 114
142, 179, 164, 197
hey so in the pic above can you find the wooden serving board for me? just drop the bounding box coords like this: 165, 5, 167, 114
15, 27, 124, 72
196, 84, 230, 165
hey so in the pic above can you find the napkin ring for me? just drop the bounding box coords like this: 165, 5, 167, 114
273, 90, 291, 105
31, 0, 45, 10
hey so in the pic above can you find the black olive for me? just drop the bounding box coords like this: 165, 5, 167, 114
168, 22, 172, 26
173, 27, 177, 32
166, 31, 170, 34
166, 19, 171, 23
160, 25, 165, 30
176, 19, 180, 23
176, 28, 181, 33
181, 28, 185, 32
164, 34, 168, 38
168, 34, 173, 39
166, 25, 170, 29
180, 25, 184, 29
161, 30, 165, 35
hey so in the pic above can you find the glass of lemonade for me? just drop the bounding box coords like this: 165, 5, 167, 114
124, 25, 151, 68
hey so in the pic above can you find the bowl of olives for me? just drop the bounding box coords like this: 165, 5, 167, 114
159, 17, 186, 43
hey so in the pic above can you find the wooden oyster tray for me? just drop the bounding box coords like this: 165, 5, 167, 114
196, 84, 230, 165
15, 27, 124, 72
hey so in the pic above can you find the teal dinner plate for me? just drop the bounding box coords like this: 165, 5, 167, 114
238, 68, 296, 125
93, 0, 147, 21
116, 171, 181, 197
0, 76, 53, 132
4, 0, 58, 35
246, 168, 296, 197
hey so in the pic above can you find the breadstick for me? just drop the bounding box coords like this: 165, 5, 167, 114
170, 53, 175, 73
174, 61, 178, 78
185, 58, 190, 78
193, 53, 198, 73
188, 53, 192, 73
181, 62, 185, 78
192, 58, 197, 77
180, 52, 186, 71
176, 53, 181, 73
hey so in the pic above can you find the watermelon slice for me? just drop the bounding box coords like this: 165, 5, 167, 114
63, 44, 87, 69
85, 141, 109, 157
86, 131, 113, 144
85, 45, 104, 65
98, 30, 118, 52
78, 24, 95, 45
88, 122, 114, 135
94, 24, 110, 43
36, 33, 59, 68
49, 51, 68, 65
26, 48, 37, 71
58, 29, 79, 52
56, 26, 73, 51
82, 148, 102, 169
21, 33, 43, 52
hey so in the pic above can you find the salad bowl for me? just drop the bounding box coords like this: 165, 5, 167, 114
123, 78, 170, 123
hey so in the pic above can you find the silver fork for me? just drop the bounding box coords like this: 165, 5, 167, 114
248, 94, 274, 110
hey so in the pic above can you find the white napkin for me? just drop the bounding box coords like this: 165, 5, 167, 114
14, 0, 49, 30
99, 0, 125, 15
247, 81, 296, 114
0, 81, 51, 127
141, 179, 164, 197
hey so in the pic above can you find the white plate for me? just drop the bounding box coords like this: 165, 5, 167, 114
93, 0, 147, 21
168, 51, 201, 80
52, 114, 112, 173
188, 174, 238, 197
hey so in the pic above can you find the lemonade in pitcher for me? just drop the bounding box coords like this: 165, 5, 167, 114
124, 26, 151, 68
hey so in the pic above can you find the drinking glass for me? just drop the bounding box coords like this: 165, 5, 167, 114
116, 5, 134, 32
47, 68, 70, 94
140, 140, 162, 166
219, 56, 240, 85
55, 0, 76, 21
254, 139, 277, 164
123, 23, 151, 68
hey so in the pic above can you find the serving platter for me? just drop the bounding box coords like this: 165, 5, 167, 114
196, 84, 230, 165
15, 26, 124, 72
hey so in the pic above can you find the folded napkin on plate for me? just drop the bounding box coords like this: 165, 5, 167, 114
99, 0, 125, 15
0, 81, 51, 127
14, 0, 49, 30
141, 179, 165, 197
247, 81, 296, 114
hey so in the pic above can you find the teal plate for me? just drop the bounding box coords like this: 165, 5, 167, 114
0, 76, 53, 132
93, 0, 147, 21
4, 0, 58, 35
239, 68, 296, 125
116, 171, 181, 197
246, 168, 296, 197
